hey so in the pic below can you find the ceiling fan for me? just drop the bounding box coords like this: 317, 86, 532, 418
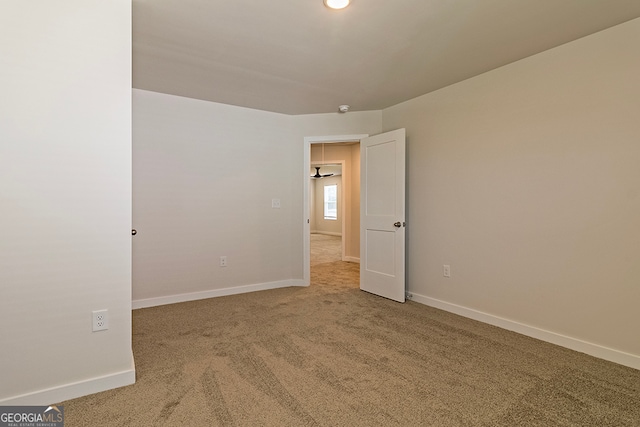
311, 167, 334, 179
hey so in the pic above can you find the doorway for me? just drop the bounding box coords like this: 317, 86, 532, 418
303, 134, 368, 286
310, 161, 345, 259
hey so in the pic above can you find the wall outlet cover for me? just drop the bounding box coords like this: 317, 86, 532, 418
92, 309, 109, 332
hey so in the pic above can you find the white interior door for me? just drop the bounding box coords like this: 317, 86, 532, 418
360, 128, 406, 302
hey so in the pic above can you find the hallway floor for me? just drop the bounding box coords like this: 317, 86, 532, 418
310, 233, 359, 289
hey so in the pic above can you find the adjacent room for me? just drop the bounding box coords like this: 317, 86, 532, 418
2, 0, 639, 425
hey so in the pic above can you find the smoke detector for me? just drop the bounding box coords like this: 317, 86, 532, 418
338, 104, 350, 113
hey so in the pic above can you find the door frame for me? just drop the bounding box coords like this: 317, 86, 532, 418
303, 134, 369, 286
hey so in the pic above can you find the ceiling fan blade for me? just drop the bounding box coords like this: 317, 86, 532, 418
311, 167, 337, 178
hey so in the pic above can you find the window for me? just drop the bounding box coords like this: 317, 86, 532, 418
324, 184, 337, 220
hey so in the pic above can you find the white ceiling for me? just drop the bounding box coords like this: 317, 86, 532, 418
133, 0, 640, 115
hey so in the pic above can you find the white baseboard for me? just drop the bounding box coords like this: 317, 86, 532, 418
311, 231, 342, 237
132, 279, 305, 309
343, 256, 360, 263
410, 293, 640, 371
0, 355, 135, 406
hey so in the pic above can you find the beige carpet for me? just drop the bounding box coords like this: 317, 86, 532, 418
310, 233, 343, 266
60, 242, 640, 426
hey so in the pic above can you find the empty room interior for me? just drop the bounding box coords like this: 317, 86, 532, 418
2, 0, 640, 425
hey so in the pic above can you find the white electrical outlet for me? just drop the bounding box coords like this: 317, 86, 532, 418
92, 310, 109, 332
272, 198, 281, 209
220, 256, 227, 267
443, 264, 451, 278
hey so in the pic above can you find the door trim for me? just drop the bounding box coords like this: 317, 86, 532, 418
303, 134, 369, 286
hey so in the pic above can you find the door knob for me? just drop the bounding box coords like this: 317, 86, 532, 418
394, 222, 402, 228
132, 229, 137, 236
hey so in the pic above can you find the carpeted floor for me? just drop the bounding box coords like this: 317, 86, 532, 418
310, 233, 343, 266
60, 236, 640, 426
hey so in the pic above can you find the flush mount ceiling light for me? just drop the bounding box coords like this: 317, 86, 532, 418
324, 0, 350, 10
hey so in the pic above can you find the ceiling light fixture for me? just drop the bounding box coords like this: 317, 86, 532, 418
324, 0, 350, 10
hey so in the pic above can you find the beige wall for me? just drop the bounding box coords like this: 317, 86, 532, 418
133, 90, 295, 303
1, 0, 134, 403
350, 145, 361, 260
382, 18, 640, 360
309, 176, 317, 231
